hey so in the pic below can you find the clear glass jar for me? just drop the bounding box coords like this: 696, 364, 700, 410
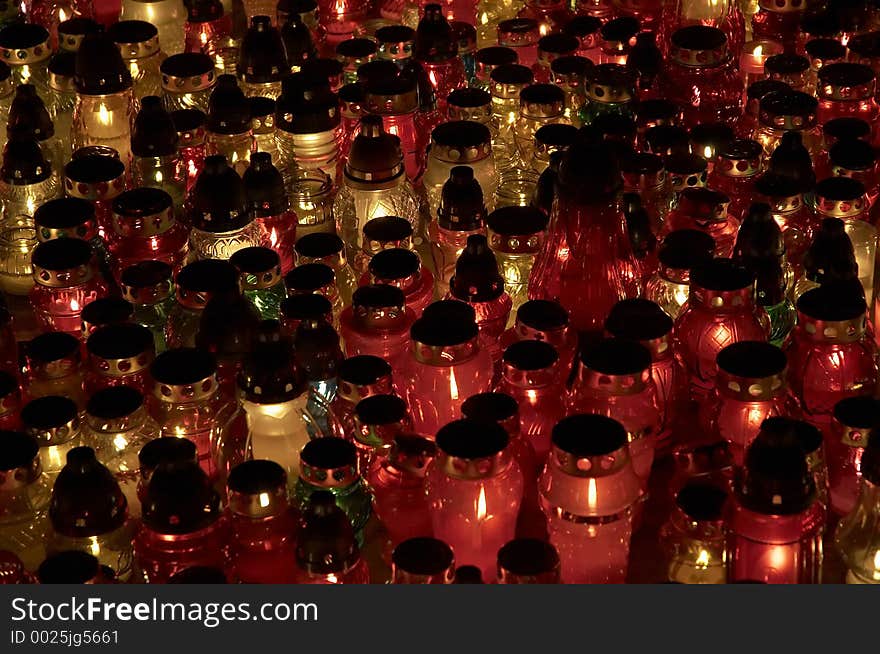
0, 23, 51, 92
0, 138, 60, 221
238, 16, 286, 99
426, 419, 523, 579
0, 430, 51, 572
22, 395, 83, 482
288, 168, 335, 241
294, 232, 359, 307
539, 414, 641, 584
753, 90, 822, 159
0, 215, 38, 295
472, 46, 517, 92
24, 331, 87, 410
363, 248, 435, 318
121, 0, 185, 56
83, 386, 159, 517
109, 20, 166, 101
486, 205, 546, 321
835, 434, 880, 584
659, 481, 728, 584
284, 262, 345, 328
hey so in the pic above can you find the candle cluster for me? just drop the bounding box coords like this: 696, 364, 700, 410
1, 0, 880, 585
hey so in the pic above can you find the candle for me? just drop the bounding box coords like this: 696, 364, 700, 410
739, 39, 782, 88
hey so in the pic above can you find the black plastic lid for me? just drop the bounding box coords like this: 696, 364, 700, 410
475, 46, 517, 67
175, 260, 237, 300
160, 52, 215, 79
368, 247, 420, 281
351, 284, 406, 311
1, 133, 51, 184
74, 32, 132, 95
107, 19, 158, 45
0, 430, 38, 471
490, 63, 534, 86
645, 125, 690, 156
237, 320, 304, 403
338, 354, 391, 387
670, 24, 726, 52
150, 347, 217, 387
863, 428, 880, 484
27, 331, 79, 365
354, 394, 408, 427
765, 53, 809, 76
392, 537, 454, 576
230, 246, 281, 276
550, 55, 592, 77
336, 37, 377, 61
112, 186, 173, 219
833, 395, 880, 429
80, 297, 134, 329
675, 481, 727, 521
31, 238, 93, 272
431, 120, 491, 149
605, 298, 673, 342
752, 172, 801, 202
823, 116, 871, 141
8, 84, 54, 142
195, 290, 262, 360
86, 385, 144, 420
556, 135, 622, 201
228, 458, 287, 495
516, 299, 568, 332
802, 217, 859, 285
281, 293, 333, 322
189, 155, 251, 231
461, 391, 518, 423
363, 216, 413, 244
131, 96, 178, 158
121, 259, 172, 293
818, 61, 874, 88
49, 447, 127, 537
33, 197, 95, 233
485, 205, 548, 235
733, 203, 787, 305
796, 283, 866, 321
746, 79, 791, 102
138, 436, 198, 472
498, 538, 560, 577
450, 234, 505, 303
829, 139, 876, 172
248, 96, 276, 120
435, 419, 509, 459
21, 395, 77, 431
502, 340, 558, 371
239, 16, 288, 84
295, 232, 344, 260
284, 262, 335, 293
716, 341, 786, 378
422, 298, 476, 323
815, 175, 866, 202
87, 323, 154, 361
243, 152, 288, 215
142, 460, 220, 533
48, 51, 76, 79
0, 23, 48, 51
552, 414, 628, 457
207, 75, 252, 134
37, 551, 102, 584
300, 436, 356, 470
453, 565, 484, 583
581, 337, 651, 376
690, 258, 754, 292
601, 16, 640, 43
64, 152, 125, 184
520, 83, 565, 107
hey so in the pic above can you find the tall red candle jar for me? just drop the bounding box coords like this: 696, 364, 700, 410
567, 337, 660, 492
368, 434, 436, 551
242, 152, 296, 273
364, 248, 434, 317
295, 233, 359, 307
707, 139, 764, 224
498, 19, 539, 69
148, 347, 235, 479
703, 340, 798, 466
659, 26, 742, 126
673, 258, 770, 397
22, 395, 83, 481
426, 418, 523, 579
785, 284, 878, 429
390, 537, 454, 583
160, 53, 216, 114
84, 324, 155, 397
605, 298, 686, 452
645, 229, 715, 320
495, 341, 564, 462
400, 300, 494, 435
329, 355, 394, 438
528, 136, 641, 335
226, 459, 298, 583
108, 187, 189, 275
661, 187, 739, 258
750, 0, 805, 53
171, 108, 208, 193
828, 396, 880, 516
135, 459, 231, 583
339, 285, 415, 367
496, 538, 561, 583
30, 239, 108, 337
294, 491, 370, 584
726, 429, 824, 584
659, 481, 728, 584
24, 331, 86, 409
351, 393, 412, 473
83, 385, 159, 515
45, 447, 134, 581
539, 413, 641, 583
0, 372, 22, 431
64, 154, 125, 242
166, 259, 239, 349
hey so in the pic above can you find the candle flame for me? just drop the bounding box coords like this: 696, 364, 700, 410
539, 23, 549, 36
428, 69, 438, 89
326, 573, 339, 583
873, 549, 880, 571
97, 103, 111, 126
259, 492, 271, 508
703, 145, 713, 159
188, 160, 199, 178
753, 44, 763, 58
334, 0, 345, 18
113, 434, 129, 452
269, 227, 279, 248
477, 486, 487, 521
155, 170, 163, 184
70, 298, 80, 312
200, 31, 208, 47
480, 12, 488, 25
89, 538, 101, 557
58, 8, 68, 21
696, 549, 710, 568
587, 477, 597, 509
449, 367, 459, 401
173, 426, 186, 437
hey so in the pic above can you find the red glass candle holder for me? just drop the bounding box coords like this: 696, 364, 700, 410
329, 355, 394, 439
828, 396, 880, 516
362, 248, 434, 317
662, 187, 740, 258
63, 148, 126, 240
426, 418, 524, 579
84, 323, 155, 396
339, 285, 415, 368
539, 414, 641, 583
